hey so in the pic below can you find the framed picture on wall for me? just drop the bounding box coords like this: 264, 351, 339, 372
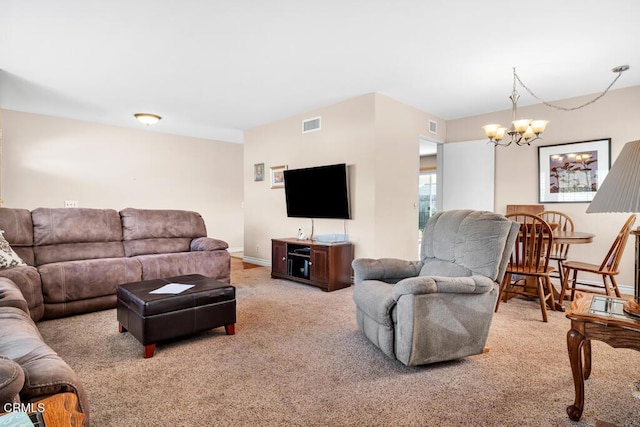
270, 165, 287, 189
254, 163, 265, 182
538, 138, 611, 203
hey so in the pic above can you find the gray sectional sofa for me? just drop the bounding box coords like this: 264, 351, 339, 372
0, 207, 231, 424
0, 207, 230, 321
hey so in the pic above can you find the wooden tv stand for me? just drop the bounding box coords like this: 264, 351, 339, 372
271, 238, 353, 292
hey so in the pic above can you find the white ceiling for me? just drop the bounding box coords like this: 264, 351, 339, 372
1, 0, 639, 144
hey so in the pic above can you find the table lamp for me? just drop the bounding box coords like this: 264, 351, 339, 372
586, 139, 640, 317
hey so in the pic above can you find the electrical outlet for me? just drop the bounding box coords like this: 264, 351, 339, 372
256, 244, 260, 253
64, 200, 78, 208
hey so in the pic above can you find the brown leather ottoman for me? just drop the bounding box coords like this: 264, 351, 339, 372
116, 274, 236, 358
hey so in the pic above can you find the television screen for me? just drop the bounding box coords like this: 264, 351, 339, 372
283, 164, 350, 219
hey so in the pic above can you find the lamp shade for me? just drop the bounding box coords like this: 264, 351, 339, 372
587, 140, 640, 213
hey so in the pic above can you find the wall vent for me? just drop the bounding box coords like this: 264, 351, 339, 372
428, 119, 438, 134
302, 116, 321, 133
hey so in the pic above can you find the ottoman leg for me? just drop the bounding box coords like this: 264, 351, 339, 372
119, 323, 127, 333
225, 324, 236, 335
144, 344, 156, 358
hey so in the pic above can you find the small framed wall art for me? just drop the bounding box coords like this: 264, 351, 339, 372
270, 165, 287, 189
538, 138, 611, 203
254, 163, 265, 182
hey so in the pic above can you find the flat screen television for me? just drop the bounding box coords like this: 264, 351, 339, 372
283, 163, 350, 219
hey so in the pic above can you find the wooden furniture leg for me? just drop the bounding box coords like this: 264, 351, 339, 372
583, 339, 592, 380
537, 278, 548, 322
567, 327, 586, 421
144, 344, 156, 358
225, 323, 236, 335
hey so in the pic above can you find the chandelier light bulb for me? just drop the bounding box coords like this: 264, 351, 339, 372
531, 120, 549, 135
482, 124, 501, 139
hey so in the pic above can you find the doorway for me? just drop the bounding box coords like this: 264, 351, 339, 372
418, 137, 442, 248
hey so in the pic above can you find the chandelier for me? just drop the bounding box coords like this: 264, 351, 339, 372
483, 65, 629, 147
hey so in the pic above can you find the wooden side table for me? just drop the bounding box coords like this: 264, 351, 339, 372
565, 293, 640, 421
37, 393, 85, 426
0, 392, 85, 426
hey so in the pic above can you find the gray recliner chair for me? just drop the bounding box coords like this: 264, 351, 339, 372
352, 209, 519, 366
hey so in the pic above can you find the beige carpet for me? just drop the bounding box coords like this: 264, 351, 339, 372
37, 266, 640, 426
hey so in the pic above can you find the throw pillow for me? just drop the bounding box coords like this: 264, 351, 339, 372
0, 230, 27, 269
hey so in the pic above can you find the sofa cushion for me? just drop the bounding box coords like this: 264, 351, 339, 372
0, 266, 44, 321
31, 208, 124, 265
34, 242, 125, 266
0, 208, 33, 247
0, 278, 29, 314
123, 238, 191, 257
120, 208, 207, 240
32, 208, 122, 246
0, 208, 35, 265
0, 231, 26, 269
38, 258, 142, 304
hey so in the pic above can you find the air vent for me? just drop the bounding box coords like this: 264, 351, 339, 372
302, 116, 321, 133
428, 120, 438, 134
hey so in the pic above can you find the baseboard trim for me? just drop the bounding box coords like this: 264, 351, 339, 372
619, 284, 634, 297
558, 278, 634, 298
242, 256, 271, 267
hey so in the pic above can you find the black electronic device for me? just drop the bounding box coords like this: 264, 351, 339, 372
283, 163, 350, 219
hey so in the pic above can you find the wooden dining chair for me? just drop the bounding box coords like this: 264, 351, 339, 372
559, 214, 636, 304
506, 204, 545, 216
495, 213, 556, 322
539, 210, 574, 281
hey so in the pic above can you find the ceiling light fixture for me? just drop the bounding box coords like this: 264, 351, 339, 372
134, 113, 162, 125
483, 65, 629, 147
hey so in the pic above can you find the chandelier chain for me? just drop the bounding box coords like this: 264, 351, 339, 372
514, 69, 626, 112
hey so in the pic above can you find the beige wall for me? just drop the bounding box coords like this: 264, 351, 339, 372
447, 85, 640, 288
6, 84, 636, 288
0, 110, 244, 249
244, 93, 445, 264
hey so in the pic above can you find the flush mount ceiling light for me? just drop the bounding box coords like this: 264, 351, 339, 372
134, 113, 162, 125
483, 65, 629, 147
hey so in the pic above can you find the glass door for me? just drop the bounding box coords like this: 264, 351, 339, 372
419, 170, 437, 241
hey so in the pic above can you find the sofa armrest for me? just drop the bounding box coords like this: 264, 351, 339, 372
190, 237, 229, 252
352, 258, 422, 284
352, 279, 396, 326
0, 278, 29, 314
0, 356, 25, 407
391, 275, 496, 300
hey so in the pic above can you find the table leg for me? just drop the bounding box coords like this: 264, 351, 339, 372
583, 339, 592, 380
567, 327, 586, 421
